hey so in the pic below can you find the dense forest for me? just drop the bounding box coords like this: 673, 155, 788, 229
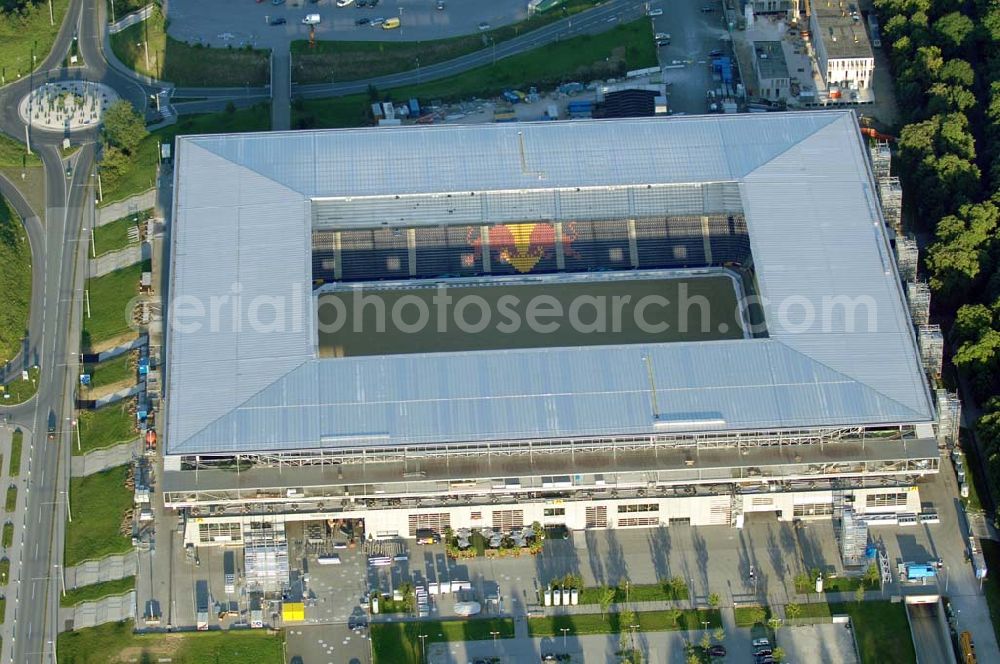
874, 0, 1000, 505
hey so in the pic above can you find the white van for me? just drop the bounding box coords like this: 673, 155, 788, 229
302, 14, 321, 25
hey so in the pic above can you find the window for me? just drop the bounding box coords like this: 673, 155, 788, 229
751, 497, 773, 507
618, 517, 660, 527
866, 492, 908, 508
793, 503, 834, 517
470, 511, 482, 521
618, 503, 659, 513
544, 507, 566, 517
408, 513, 451, 536
586, 506, 608, 528
492, 509, 524, 531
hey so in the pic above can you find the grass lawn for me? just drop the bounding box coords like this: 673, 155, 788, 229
0, 596, 4, 623
1, 366, 40, 405
734, 605, 771, 628
0, 133, 41, 169
0, 557, 9, 585
8, 429, 22, 477
85, 354, 134, 390
76, 400, 138, 455
100, 105, 271, 207
82, 260, 149, 351
292, 0, 600, 83
829, 601, 915, 664
58, 620, 284, 664
371, 618, 515, 664
4, 486, 16, 513
0, 0, 71, 79
2, 522, 12, 548
787, 601, 833, 621
92, 210, 150, 257
822, 576, 879, 593
61, 576, 135, 607
65, 465, 134, 566
0, 195, 32, 366
109, 5, 269, 86
294, 18, 656, 129
528, 609, 721, 637
572, 581, 688, 605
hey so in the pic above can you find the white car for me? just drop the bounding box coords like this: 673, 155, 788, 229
655, 32, 671, 41
648, 8, 663, 16
336, 0, 354, 6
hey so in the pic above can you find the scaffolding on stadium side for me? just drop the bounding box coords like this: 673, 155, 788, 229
878, 177, 903, 230
840, 507, 870, 567
243, 517, 290, 594
918, 324, 944, 379
936, 389, 961, 448
906, 281, 931, 326
895, 236, 918, 281
870, 141, 892, 181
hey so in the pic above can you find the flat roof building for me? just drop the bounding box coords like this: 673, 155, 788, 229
810, 2, 875, 92
164, 111, 939, 548
752, 41, 791, 100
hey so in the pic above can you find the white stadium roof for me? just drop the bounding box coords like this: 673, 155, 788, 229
165, 111, 934, 456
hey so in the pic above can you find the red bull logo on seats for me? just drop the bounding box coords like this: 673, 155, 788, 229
467, 222, 576, 273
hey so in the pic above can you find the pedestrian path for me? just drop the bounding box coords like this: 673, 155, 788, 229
70, 439, 141, 477
60, 591, 136, 629
65, 551, 138, 587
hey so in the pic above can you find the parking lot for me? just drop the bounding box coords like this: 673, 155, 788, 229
165, 0, 532, 49
649, 0, 732, 114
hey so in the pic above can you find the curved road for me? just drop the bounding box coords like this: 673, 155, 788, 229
0, 0, 149, 661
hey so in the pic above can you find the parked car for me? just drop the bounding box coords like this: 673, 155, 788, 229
648, 8, 663, 16
701, 5, 716, 11
271, 0, 285, 5
355, 17, 370, 25
707, 645, 726, 657
415, 528, 441, 544
336, 0, 354, 6
436, 0, 445, 8
269, 17, 286, 25
478, 21, 491, 30
357, 0, 369, 6
709, 49, 723, 57
370, 16, 385, 26
382, 16, 400, 29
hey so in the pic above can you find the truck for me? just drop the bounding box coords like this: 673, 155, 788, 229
196, 579, 210, 630
302, 14, 321, 25
47, 409, 57, 440
223, 550, 236, 594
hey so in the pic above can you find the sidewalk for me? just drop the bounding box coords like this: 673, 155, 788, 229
97, 190, 155, 225
0, 425, 31, 664
70, 439, 141, 477
65, 551, 138, 587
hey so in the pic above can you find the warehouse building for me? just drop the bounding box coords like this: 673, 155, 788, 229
163, 111, 939, 548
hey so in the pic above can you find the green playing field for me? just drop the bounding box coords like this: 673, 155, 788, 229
317, 272, 745, 357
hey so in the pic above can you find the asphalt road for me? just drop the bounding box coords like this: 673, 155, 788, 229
167, 0, 533, 49
0, 0, 146, 660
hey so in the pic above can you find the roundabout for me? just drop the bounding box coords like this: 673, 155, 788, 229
18, 79, 119, 132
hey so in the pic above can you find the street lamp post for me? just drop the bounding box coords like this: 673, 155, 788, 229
490, 630, 500, 650
561, 627, 570, 647
418, 633, 428, 664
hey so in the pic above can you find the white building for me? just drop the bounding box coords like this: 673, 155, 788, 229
164, 112, 938, 549
810, 2, 874, 92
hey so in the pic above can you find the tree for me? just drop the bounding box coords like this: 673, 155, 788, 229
854, 584, 865, 604
767, 616, 783, 632
686, 654, 700, 664
713, 627, 725, 642
864, 562, 881, 588
668, 576, 687, 599
102, 100, 148, 154
939, 59, 975, 87
785, 603, 802, 620
700, 632, 712, 649
773, 646, 787, 663
598, 585, 615, 617
708, 592, 721, 609
794, 571, 812, 594
927, 83, 977, 114
748, 606, 767, 626
933, 11, 975, 53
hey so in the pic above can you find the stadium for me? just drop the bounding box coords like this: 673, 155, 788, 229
164, 111, 943, 551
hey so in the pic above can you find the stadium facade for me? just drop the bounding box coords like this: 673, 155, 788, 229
164, 111, 941, 547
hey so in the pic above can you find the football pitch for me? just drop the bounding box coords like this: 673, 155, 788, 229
317, 272, 745, 357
